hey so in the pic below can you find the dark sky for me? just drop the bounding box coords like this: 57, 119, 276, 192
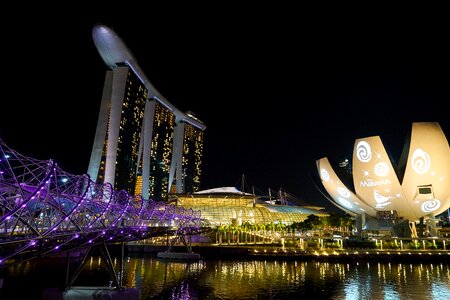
1, 7, 449, 212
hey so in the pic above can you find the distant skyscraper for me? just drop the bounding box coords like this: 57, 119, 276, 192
143, 100, 176, 200
338, 157, 352, 175
87, 25, 206, 201
169, 119, 205, 195
183, 122, 205, 192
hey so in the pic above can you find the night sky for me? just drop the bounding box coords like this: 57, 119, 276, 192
1, 7, 448, 212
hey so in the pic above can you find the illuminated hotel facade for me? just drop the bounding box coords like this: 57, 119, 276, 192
87, 25, 206, 201
317, 122, 450, 238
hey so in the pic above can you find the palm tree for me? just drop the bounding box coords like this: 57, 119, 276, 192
241, 221, 252, 244
223, 224, 231, 244
338, 214, 353, 236
275, 223, 286, 235
231, 226, 240, 244
328, 213, 343, 234
267, 222, 276, 241
320, 216, 330, 234
251, 223, 258, 244
259, 224, 266, 243
275, 223, 286, 244
344, 215, 354, 235
216, 224, 226, 244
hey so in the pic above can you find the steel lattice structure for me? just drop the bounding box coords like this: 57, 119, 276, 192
0, 138, 201, 268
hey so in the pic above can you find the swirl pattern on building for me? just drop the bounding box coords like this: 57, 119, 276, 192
411, 148, 431, 175
356, 141, 372, 162
316, 122, 450, 222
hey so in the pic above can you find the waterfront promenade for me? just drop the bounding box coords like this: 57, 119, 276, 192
126, 241, 450, 262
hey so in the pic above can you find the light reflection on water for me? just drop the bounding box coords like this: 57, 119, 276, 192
123, 258, 450, 300
1, 256, 450, 299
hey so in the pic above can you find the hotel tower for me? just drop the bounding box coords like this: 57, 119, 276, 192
87, 25, 206, 201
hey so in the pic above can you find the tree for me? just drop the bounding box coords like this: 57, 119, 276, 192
306, 215, 321, 230
275, 223, 286, 233
337, 214, 354, 236
231, 226, 240, 244
251, 223, 259, 243
241, 221, 252, 244
259, 224, 266, 243
216, 224, 226, 244
266, 222, 276, 241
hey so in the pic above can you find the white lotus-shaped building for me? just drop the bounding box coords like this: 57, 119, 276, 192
317, 122, 450, 237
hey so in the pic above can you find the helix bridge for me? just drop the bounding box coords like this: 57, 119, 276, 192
0, 138, 202, 270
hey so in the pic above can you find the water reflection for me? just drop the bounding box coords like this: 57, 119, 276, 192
120, 258, 450, 299
123, 256, 206, 298
1, 256, 450, 299
333, 262, 450, 300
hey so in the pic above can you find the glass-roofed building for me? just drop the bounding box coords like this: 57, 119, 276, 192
170, 187, 329, 226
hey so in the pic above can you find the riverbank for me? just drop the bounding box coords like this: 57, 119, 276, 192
126, 242, 450, 262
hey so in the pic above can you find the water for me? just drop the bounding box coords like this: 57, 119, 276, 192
1, 255, 450, 299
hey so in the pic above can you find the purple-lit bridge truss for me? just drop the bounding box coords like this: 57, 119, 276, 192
0, 139, 202, 268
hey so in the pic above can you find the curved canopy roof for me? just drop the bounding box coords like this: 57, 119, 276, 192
92, 24, 206, 130
194, 187, 253, 195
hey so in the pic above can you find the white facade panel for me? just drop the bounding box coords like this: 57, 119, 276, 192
317, 157, 377, 217
352, 136, 412, 219
401, 122, 450, 218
